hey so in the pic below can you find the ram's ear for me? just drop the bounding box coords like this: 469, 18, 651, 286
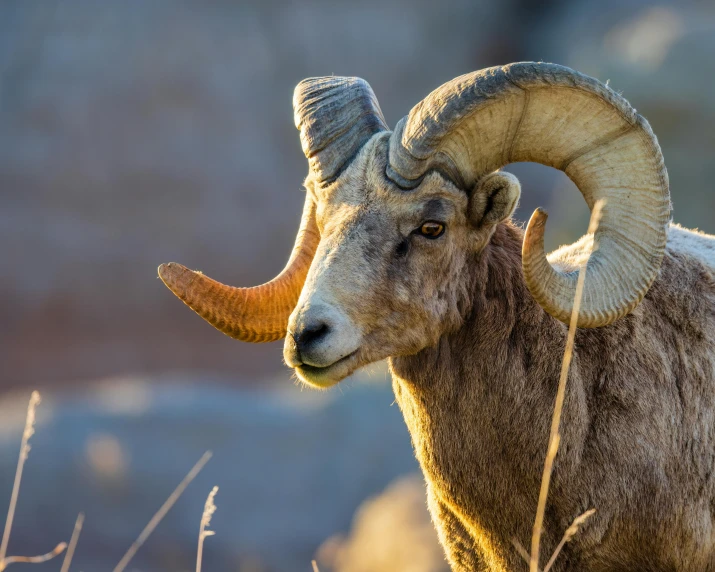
468, 172, 521, 228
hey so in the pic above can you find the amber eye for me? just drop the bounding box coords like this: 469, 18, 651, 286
418, 221, 445, 239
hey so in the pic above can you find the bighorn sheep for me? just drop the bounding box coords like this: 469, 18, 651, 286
158, 63, 715, 571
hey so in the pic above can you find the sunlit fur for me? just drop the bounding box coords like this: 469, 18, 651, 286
287, 133, 715, 571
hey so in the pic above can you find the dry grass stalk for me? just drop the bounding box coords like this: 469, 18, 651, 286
529, 200, 605, 572
312, 560, 320, 572
0, 543, 67, 569
60, 513, 85, 572
542, 509, 597, 572
196, 486, 218, 572
0, 391, 68, 571
114, 450, 213, 572
0, 391, 41, 563
512, 537, 534, 569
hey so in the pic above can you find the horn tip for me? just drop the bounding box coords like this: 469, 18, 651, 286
529, 208, 549, 227
158, 262, 194, 297
524, 208, 549, 254
158, 261, 182, 281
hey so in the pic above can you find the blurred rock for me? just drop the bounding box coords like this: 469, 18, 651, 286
317, 474, 448, 572
0, 371, 421, 571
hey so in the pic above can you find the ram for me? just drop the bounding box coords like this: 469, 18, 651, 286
159, 62, 715, 571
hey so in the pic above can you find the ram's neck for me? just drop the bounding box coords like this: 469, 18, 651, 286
389, 221, 584, 569
390, 221, 565, 399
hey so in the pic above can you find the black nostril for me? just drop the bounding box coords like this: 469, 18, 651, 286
295, 321, 330, 351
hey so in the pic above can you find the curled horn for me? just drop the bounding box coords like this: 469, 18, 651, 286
387, 62, 671, 327
158, 76, 387, 341
294, 76, 388, 184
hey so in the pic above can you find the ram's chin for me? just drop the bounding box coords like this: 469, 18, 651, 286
293, 352, 360, 389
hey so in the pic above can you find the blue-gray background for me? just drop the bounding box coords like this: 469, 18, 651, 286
0, 1, 713, 570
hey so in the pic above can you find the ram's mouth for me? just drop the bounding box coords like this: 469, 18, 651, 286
294, 350, 360, 388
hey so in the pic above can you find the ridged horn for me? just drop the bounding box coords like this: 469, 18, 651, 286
159, 196, 319, 342
158, 76, 387, 341
387, 62, 671, 327
294, 76, 388, 184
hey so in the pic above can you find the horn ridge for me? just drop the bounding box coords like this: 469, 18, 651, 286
294, 76, 388, 183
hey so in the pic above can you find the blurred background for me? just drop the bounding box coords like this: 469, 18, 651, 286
0, 0, 713, 569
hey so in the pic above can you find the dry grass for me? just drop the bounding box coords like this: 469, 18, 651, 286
0, 391, 218, 571
196, 485, 218, 572
114, 450, 213, 572
0, 391, 39, 563
513, 509, 596, 572
0, 544, 67, 569
0, 391, 67, 570
542, 509, 597, 572
522, 200, 605, 571
60, 513, 84, 572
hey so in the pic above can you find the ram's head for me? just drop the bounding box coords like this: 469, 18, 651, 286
159, 63, 670, 388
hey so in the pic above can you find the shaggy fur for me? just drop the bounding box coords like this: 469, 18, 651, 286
287, 134, 715, 571
392, 221, 715, 571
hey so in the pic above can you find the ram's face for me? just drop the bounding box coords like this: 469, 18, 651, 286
284, 137, 472, 387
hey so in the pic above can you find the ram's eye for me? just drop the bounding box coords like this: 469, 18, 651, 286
419, 222, 445, 239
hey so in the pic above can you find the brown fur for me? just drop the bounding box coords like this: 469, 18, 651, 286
392, 222, 715, 571
289, 134, 715, 570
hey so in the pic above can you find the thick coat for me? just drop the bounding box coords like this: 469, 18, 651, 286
392, 222, 715, 571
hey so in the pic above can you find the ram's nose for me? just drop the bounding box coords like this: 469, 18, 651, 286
284, 317, 331, 367
284, 304, 360, 369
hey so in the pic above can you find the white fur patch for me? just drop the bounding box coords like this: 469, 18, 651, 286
666, 223, 715, 270
547, 223, 715, 274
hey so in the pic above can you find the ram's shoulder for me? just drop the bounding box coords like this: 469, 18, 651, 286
546, 223, 715, 274
666, 223, 715, 271
546, 233, 594, 273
